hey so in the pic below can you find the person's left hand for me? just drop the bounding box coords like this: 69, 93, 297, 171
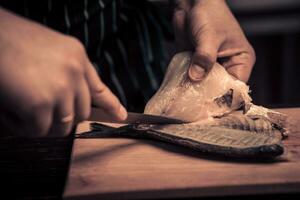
172, 0, 256, 82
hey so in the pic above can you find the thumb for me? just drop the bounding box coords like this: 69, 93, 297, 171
188, 36, 219, 81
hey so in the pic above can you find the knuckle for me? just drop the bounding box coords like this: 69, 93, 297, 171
92, 84, 107, 98
60, 37, 86, 76
29, 95, 52, 112
69, 37, 87, 60
64, 57, 85, 76
55, 79, 70, 94
67, 36, 86, 53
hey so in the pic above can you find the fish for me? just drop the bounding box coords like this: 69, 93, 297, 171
79, 52, 288, 158
78, 112, 284, 158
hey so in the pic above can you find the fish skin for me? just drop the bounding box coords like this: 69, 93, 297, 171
80, 113, 284, 158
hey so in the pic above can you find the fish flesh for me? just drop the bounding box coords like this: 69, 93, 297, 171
144, 52, 251, 122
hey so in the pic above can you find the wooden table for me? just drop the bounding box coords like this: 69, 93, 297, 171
64, 108, 300, 200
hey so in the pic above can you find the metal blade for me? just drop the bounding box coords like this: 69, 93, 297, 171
88, 107, 184, 124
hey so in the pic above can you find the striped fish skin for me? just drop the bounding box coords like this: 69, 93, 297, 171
131, 113, 284, 157
139, 113, 282, 149
82, 112, 284, 158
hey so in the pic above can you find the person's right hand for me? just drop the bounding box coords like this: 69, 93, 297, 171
0, 8, 127, 137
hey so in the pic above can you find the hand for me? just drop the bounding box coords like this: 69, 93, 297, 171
172, 0, 256, 82
0, 8, 127, 137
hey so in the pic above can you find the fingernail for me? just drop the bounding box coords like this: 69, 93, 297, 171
188, 64, 206, 81
118, 105, 128, 120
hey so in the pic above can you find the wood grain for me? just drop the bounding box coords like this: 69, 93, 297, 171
64, 108, 300, 200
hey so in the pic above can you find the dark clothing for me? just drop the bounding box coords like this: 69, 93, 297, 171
1, 0, 173, 112
0, 1, 173, 199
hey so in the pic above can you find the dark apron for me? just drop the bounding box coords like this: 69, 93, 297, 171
1, 0, 174, 111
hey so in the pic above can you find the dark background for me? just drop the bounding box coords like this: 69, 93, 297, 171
227, 0, 300, 108
161, 0, 300, 108
165, 0, 300, 108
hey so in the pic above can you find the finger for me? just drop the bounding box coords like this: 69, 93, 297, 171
84, 61, 127, 121
26, 105, 53, 137
50, 92, 74, 137
219, 50, 255, 82
188, 32, 221, 81
74, 77, 91, 124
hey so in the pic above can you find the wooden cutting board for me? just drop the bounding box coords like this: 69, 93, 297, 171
63, 108, 300, 200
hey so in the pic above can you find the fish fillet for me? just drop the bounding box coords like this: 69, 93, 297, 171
144, 52, 252, 122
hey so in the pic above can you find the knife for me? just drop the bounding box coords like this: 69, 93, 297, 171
88, 107, 185, 124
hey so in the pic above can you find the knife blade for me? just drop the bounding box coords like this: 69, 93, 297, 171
88, 107, 184, 124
